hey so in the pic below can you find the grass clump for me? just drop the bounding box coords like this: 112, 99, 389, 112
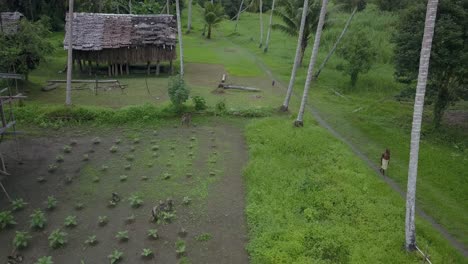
0, 210, 16, 229
13, 231, 31, 249
108, 250, 123, 264
30, 209, 46, 230
11, 198, 27, 211
48, 229, 67, 249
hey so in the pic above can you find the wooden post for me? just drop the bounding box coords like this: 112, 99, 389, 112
147, 61, 151, 75
156, 60, 160, 76
95, 74, 98, 96
113, 63, 117, 76
126, 63, 130, 75
108, 64, 111, 77
170, 60, 173, 75
120, 63, 123, 76
78, 60, 83, 72
88, 60, 92, 76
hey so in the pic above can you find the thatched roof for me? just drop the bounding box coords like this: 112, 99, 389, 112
64, 13, 177, 51
0, 12, 24, 35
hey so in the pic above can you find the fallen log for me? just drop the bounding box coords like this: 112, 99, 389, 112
220, 84, 261, 92
47, 79, 119, 84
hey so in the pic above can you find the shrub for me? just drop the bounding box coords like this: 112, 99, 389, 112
128, 194, 143, 208
34, 256, 53, 264
11, 198, 27, 211
116, 231, 129, 242
48, 229, 67, 248
215, 100, 226, 114
108, 250, 123, 264
30, 210, 47, 229
13, 231, 32, 249
192, 96, 207, 111
64, 216, 77, 227
168, 75, 190, 111
84, 235, 97, 246
45, 196, 57, 210
0, 211, 16, 229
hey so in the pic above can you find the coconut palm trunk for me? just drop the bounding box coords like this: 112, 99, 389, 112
234, 0, 245, 32
259, 0, 264, 48
405, 0, 439, 251
175, 0, 184, 76
263, 0, 276, 52
129, 0, 132, 14
65, 0, 74, 106
167, 0, 170, 14
294, 0, 328, 126
280, 0, 309, 112
314, 6, 357, 79
187, 0, 193, 32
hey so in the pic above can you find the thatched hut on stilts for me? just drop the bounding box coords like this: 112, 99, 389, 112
64, 13, 177, 77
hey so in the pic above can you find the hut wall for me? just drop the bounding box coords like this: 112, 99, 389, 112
74, 46, 176, 64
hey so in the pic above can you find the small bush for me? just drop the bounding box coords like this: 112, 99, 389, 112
0, 211, 16, 229
30, 210, 47, 229
192, 96, 207, 111
34, 256, 53, 264
215, 100, 226, 114
108, 250, 123, 264
48, 229, 67, 249
11, 198, 27, 211
13, 231, 32, 249
168, 75, 190, 111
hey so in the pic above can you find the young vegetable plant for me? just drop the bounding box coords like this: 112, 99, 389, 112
70, 140, 78, 146
82, 154, 89, 161
47, 164, 58, 173
126, 154, 134, 161
55, 155, 64, 163
92, 137, 101, 144
64, 216, 77, 228
175, 239, 186, 256
100, 165, 109, 171
0, 210, 16, 229
133, 138, 140, 144
45, 196, 57, 210
34, 256, 53, 264
108, 250, 123, 264
13, 231, 32, 249
109, 146, 118, 153
11, 198, 27, 211
119, 175, 128, 182
108, 200, 117, 208
30, 210, 47, 230
125, 214, 135, 224
63, 145, 72, 153
163, 172, 171, 180
124, 164, 131, 170
84, 235, 98, 246
141, 176, 149, 181
147, 229, 158, 240
141, 248, 153, 258
128, 194, 143, 208
114, 138, 121, 144
37, 177, 46, 183
182, 196, 191, 205
75, 202, 84, 210
98, 216, 108, 226
130, 146, 136, 152
48, 229, 68, 249
151, 145, 159, 151
115, 231, 129, 242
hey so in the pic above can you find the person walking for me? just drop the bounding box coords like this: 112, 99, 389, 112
380, 149, 390, 175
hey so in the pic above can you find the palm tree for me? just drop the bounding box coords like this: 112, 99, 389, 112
187, 0, 193, 33
263, 0, 276, 52
234, 0, 245, 32
259, 0, 264, 48
405, 0, 439, 252
314, 0, 366, 79
175, 0, 184, 76
203, 3, 225, 39
294, 0, 328, 127
66, 0, 74, 106
280, 0, 309, 112
273, 0, 325, 66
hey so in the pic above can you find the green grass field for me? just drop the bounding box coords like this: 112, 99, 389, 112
16, 2, 468, 262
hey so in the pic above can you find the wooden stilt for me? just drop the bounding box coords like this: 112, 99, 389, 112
126, 63, 130, 75
113, 63, 117, 76
78, 60, 83, 72
120, 63, 123, 75
108, 64, 111, 77
88, 60, 92, 76
170, 60, 173, 75
147, 61, 151, 75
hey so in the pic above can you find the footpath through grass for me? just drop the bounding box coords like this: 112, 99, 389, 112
244, 117, 465, 263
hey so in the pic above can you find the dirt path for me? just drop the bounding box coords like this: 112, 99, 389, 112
233, 42, 468, 257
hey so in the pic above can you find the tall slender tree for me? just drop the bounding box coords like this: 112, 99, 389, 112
263, 0, 276, 52
175, 0, 184, 76
405, 0, 438, 251
294, 0, 328, 126
187, 0, 193, 32
258, 0, 264, 48
66, 0, 74, 106
280, 0, 309, 112
234, 0, 245, 32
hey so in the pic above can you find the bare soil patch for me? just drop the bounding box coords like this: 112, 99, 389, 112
0, 122, 249, 263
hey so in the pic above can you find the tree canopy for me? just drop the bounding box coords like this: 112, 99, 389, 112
393, 0, 467, 127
